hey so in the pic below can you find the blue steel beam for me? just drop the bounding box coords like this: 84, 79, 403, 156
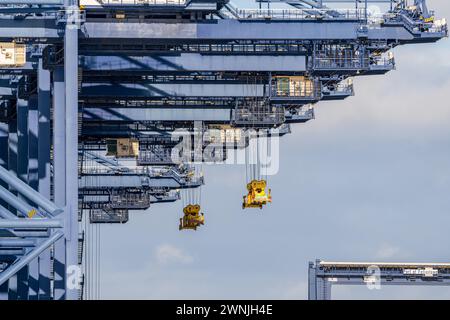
63, 6, 80, 300
80, 173, 203, 189
81, 54, 307, 72
36, 57, 52, 300
0, 15, 445, 43
0, 0, 63, 3
0, 166, 62, 216
308, 260, 450, 300
0, 204, 17, 220
82, 19, 443, 42
0, 18, 60, 40
0, 219, 63, 228
81, 83, 267, 98
0, 231, 64, 287
0, 239, 36, 247
82, 107, 232, 122
0, 185, 39, 218
52, 66, 67, 301
0, 122, 8, 210
81, 104, 314, 123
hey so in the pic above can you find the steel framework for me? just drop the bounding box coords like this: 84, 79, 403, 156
0, 0, 447, 299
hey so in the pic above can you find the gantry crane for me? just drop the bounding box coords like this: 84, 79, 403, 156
309, 260, 450, 300
0, 0, 446, 299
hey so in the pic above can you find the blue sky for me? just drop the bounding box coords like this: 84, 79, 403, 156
96, 1, 450, 299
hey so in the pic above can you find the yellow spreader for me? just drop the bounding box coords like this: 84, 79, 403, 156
242, 180, 272, 209
179, 204, 205, 231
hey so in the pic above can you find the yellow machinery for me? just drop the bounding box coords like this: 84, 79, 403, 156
242, 180, 272, 209
421, 15, 435, 23
0, 42, 26, 67
106, 138, 139, 158
179, 204, 205, 230
274, 76, 315, 97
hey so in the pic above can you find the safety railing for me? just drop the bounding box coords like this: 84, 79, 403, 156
312, 50, 370, 70
285, 105, 315, 122
234, 105, 285, 126
138, 148, 174, 165
383, 10, 448, 35
234, 8, 367, 21
322, 81, 354, 97
271, 78, 321, 100
369, 56, 395, 71
109, 191, 151, 209
89, 209, 129, 224
80, 165, 202, 185
97, 0, 186, 6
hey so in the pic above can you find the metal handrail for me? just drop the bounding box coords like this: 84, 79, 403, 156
235, 8, 367, 21
97, 0, 185, 6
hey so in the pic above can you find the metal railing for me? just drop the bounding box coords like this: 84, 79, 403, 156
322, 81, 354, 96
89, 209, 129, 224
97, 0, 185, 6
369, 57, 395, 69
109, 191, 151, 209
80, 165, 202, 185
138, 150, 174, 165
271, 78, 321, 99
234, 106, 285, 126
312, 51, 370, 70
234, 8, 367, 21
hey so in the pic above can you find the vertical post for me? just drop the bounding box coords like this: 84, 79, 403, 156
8, 109, 18, 209
3, 101, 17, 297
317, 277, 332, 300
365, 0, 368, 21
0, 120, 8, 208
308, 259, 332, 300
38, 57, 52, 299
28, 95, 39, 193
27, 94, 39, 300
16, 99, 28, 186
308, 261, 317, 300
28, 91, 44, 299
0, 281, 7, 300
11, 98, 29, 299
53, 66, 66, 300
64, 1, 80, 300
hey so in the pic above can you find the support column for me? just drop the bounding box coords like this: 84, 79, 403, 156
9, 98, 29, 300
28, 95, 39, 193
27, 94, 39, 300
52, 66, 66, 300
3, 101, 17, 299
64, 13, 80, 300
0, 119, 8, 208
0, 281, 7, 300
8, 109, 18, 201
16, 99, 28, 188
308, 261, 317, 300
38, 58, 52, 300
316, 277, 332, 300
308, 260, 332, 300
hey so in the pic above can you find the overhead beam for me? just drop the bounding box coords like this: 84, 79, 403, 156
81, 54, 306, 72
0, 0, 63, 3
82, 107, 232, 122
0, 219, 63, 229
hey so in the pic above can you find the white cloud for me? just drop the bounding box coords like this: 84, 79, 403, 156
155, 244, 194, 266
375, 243, 407, 260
